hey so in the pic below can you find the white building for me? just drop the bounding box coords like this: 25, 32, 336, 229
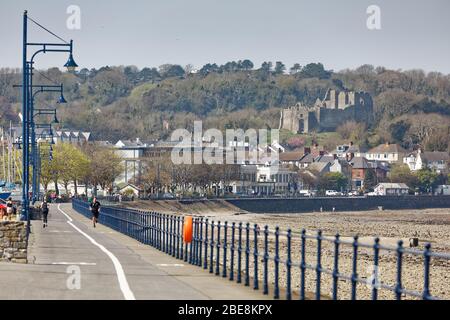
374, 183, 409, 196
366, 143, 407, 164
114, 139, 148, 186
403, 150, 449, 173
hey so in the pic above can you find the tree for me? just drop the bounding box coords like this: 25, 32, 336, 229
337, 121, 367, 143
389, 164, 418, 189
274, 61, 286, 75
87, 146, 123, 196
300, 63, 331, 79
415, 168, 439, 193
290, 63, 302, 75
317, 172, 348, 192
363, 169, 377, 190
159, 64, 185, 78
240, 59, 254, 70
259, 61, 273, 73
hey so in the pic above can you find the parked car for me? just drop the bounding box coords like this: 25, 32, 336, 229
325, 190, 342, 196
299, 190, 313, 197
162, 193, 176, 199
348, 190, 360, 197
366, 191, 378, 196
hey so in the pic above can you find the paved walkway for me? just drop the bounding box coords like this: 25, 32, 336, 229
0, 203, 270, 300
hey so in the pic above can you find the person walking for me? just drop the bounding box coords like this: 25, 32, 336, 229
41, 200, 49, 228
90, 197, 101, 228
6, 198, 13, 217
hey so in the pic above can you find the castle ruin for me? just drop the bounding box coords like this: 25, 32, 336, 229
280, 89, 373, 133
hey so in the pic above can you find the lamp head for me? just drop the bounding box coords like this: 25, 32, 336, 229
57, 94, 67, 104
64, 53, 78, 72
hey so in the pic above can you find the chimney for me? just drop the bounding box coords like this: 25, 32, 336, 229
350, 141, 354, 146
304, 147, 311, 154
333, 154, 338, 160
319, 151, 325, 156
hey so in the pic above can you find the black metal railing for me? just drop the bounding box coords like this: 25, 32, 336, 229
72, 199, 449, 300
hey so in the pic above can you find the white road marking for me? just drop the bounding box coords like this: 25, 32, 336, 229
57, 204, 136, 300
156, 264, 185, 267
49, 230, 73, 233
52, 262, 97, 266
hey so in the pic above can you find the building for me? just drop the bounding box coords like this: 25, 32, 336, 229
366, 143, 407, 164
280, 89, 373, 133
114, 139, 149, 186
403, 150, 449, 174
349, 157, 371, 190
54, 131, 91, 145
231, 164, 297, 196
279, 151, 304, 167
374, 183, 409, 196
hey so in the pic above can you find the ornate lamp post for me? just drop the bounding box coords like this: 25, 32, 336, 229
21, 10, 78, 231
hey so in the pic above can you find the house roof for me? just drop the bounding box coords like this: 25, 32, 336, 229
375, 183, 409, 189
350, 157, 370, 169
422, 152, 450, 162
307, 162, 331, 173
368, 143, 408, 154
299, 153, 315, 163
316, 155, 335, 163
279, 152, 304, 162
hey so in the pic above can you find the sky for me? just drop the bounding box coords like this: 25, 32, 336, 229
1, 0, 450, 73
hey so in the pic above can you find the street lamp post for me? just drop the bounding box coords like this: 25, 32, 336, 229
21, 10, 78, 232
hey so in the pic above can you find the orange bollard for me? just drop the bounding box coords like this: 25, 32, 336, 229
183, 216, 193, 243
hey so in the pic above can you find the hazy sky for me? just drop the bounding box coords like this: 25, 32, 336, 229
1, 0, 449, 73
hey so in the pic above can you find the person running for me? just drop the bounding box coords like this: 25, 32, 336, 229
41, 200, 49, 228
90, 197, 101, 228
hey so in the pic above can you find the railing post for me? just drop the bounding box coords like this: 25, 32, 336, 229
286, 229, 292, 300
204, 219, 209, 270
189, 218, 195, 265
209, 221, 214, 273
254, 224, 259, 290
237, 222, 243, 284
223, 221, 228, 278
245, 223, 250, 286
176, 216, 181, 259
165, 214, 170, 254
423, 243, 432, 300
169, 215, 173, 256
263, 225, 269, 295
351, 236, 359, 300
230, 222, 236, 281
215, 221, 221, 276
274, 226, 280, 299
395, 240, 404, 300
332, 233, 340, 300
300, 229, 306, 300
198, 217, 203, 266
372, 237, 380, 301
315, 230, 322, 300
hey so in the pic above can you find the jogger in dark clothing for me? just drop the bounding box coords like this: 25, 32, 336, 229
90, 197, 101, 228
41, 200, 49, 228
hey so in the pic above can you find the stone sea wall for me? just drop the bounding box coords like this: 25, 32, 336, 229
0, 221, 28, 263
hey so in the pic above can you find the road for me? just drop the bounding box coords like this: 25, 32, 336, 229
0, 203, 270, 300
